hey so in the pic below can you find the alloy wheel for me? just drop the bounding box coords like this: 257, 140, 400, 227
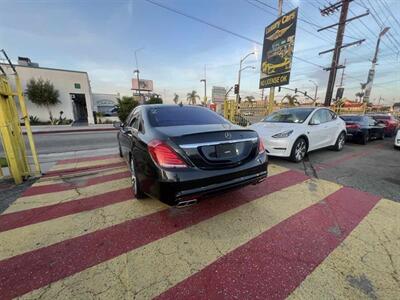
130, 158, 137, 195
295, 140, 307, 161
338, 133, 345, 149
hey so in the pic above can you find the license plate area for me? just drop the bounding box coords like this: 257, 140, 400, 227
216, 143, 237, 159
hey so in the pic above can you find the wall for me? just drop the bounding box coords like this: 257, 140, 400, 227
0, 64, 94, 124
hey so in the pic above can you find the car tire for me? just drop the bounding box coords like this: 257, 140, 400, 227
290, 137, 307, 162
118, 143, 123, 158
333, 131, 346, 151
361, 132, 369, 145
129, 156, 146, 199
378, 131, 385, 140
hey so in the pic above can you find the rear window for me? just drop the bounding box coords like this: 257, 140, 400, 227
372, 115, 390, 120
147, 106, 228, 127
340, 116, 363, 122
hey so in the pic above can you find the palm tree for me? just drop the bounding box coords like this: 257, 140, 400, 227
173, 93, 179, 104
355, 92, 364, 102
186, 90, 200, 105
281, 94, 299, 106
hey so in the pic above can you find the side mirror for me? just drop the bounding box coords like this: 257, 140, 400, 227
113, 121, 123, 129
310, 119, 320, 126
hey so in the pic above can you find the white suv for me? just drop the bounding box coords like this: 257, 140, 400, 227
395, 129, 400, 149
250, 107, 347, 162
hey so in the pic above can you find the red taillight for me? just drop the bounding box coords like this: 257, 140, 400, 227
148, 140, 187, 168
258, 138, 265, 154
346, 123, 360, 129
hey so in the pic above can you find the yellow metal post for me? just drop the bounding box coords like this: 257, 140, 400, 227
15, 76, 41, 175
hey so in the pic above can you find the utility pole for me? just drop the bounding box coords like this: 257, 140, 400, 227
318, 0, 368, 106
267, 0, 283, 114
363, 27, 390, 103
339, 58, 346, 87
134, 48, 144, 103
200, 65, 207, 106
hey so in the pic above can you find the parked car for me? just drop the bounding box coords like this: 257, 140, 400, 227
369, 114, 399, 137
116, 105, 268, 206
395, 129, 400, 149
250, 107, 346, 162
340, 115, 385, 144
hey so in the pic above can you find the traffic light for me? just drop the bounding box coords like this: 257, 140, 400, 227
234, 84, 239, 94
278, 86, 281, 92
294, 88, 298, 93
304, 91, 307, 96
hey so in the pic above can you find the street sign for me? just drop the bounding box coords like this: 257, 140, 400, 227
259, 8, 298, 89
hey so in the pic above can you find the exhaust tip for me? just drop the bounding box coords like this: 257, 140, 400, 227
176, 199, 198, 208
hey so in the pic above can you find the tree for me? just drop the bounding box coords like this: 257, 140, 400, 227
281, 94, 299, 106
186, 90, 200, 105
244, 95, 255, 106
25, 78, 60, 123
173, 93, 179, 104
116, 96, 139, 123
355, 92, 364, 102
145, 94, 163, 104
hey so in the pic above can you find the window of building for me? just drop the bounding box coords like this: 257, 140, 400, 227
74, 83, 81, 89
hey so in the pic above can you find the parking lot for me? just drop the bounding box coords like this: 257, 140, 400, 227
0, 138, 399, 299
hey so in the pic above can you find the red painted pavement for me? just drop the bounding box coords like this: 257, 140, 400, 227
43, 161, 125, 177
22, 171, 130, 196
56, 154, 120, 165
0, 170, 308, 299
157, 187, 381, 300
0, 187, 134, 233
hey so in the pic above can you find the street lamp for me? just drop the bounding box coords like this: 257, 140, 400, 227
236, 52, 255, 103
200, 79, 207, 106
363, 27, 390, 103
309, 79, 318, 102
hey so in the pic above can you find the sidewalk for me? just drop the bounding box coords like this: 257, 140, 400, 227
22, 124, 117, 134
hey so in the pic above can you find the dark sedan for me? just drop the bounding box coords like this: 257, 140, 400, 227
340, 115, 385, 144
116, 105, 268, 206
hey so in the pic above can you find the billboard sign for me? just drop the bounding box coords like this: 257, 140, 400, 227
212, 86, 226, 103
259, 8, 298, 89
132, 79, 153, 91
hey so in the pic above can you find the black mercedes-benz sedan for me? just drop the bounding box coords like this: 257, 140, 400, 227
340, 115, 385, 144
116, 104, 268, 206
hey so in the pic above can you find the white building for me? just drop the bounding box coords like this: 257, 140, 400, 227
1, 57, 95, 124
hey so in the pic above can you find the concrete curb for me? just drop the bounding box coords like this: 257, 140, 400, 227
22, 128, 118, 135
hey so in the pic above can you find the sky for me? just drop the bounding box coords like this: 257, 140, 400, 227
1, 0, 399, 105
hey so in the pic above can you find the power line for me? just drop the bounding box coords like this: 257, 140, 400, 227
143, 0, 324, 69
245, 0, 334, 44
380, 0, 400, 29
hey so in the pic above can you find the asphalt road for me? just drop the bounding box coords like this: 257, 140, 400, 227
25, 131, 118, 154
271, 138, 400, 202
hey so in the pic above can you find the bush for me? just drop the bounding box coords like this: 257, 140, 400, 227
145, 96, 163, 105
116, 96, 139, 123
0, 157, 7, 167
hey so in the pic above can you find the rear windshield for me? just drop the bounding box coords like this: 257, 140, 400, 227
372, 115, 390, 120
340, 116, 363, 122
147, 106, 228, 127
262, 108, 314, 123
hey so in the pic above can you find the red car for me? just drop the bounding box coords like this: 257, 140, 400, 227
369, 114, 399, 137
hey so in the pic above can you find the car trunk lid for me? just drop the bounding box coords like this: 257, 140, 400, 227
164, 127, 259, 169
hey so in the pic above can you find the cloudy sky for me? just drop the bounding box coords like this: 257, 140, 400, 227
1, 0, 399, 104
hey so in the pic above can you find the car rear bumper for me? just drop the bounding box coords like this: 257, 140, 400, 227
152, 154, 268, 205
